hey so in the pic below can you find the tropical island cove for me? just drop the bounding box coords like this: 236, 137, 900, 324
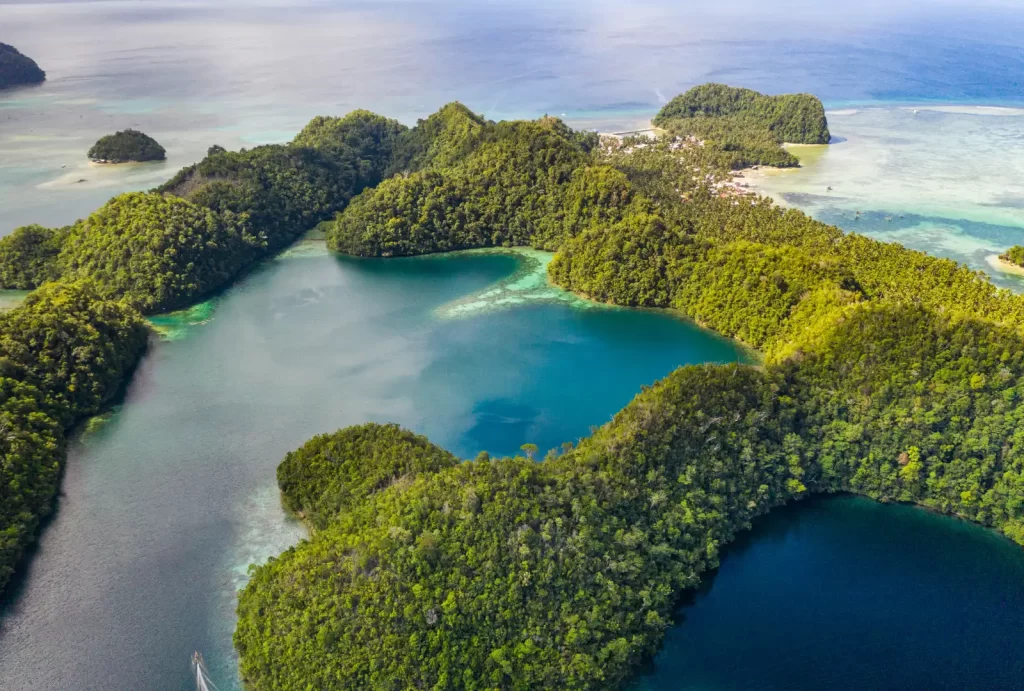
6, 0, 1024, 671
2, 63, 1024, 691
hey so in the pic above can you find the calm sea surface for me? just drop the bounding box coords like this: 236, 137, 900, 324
1, 1, 1024, 689
751, 107, 1024, 290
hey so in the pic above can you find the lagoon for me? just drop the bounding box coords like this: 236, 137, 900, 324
750, 106, 1024, 291
0, 246, 749, 690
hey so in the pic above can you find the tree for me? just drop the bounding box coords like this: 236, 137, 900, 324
87, 129, 166, 163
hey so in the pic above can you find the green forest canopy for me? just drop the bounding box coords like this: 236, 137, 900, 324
87, 129, 167, 163
0, 281, 147, 591
652, 84, 830, 168
1, 84, 1023, 690
0, 108, 413, 592
0, 110, 412, 313
654, 83, 831, 143
237, 92, 1024, 690
0, 43, 45, 90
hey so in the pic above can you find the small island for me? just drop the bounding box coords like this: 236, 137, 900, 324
989, 245, 1024, 277
1001, 245, 1024, 267
653, 83, 830, 168
0, 43, 46, 90
87, 129, 166, 163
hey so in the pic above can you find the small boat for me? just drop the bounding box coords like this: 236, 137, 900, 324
192, 652, 220, 691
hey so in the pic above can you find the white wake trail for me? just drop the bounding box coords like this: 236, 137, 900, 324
192, 652, 221, 691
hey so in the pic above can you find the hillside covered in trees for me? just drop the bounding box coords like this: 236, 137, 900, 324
2, 85, 1023, 689
654, 83, 830, 143
237, 91, 1024, 690
0, 43, 45, 90
0, 282, 147, 593
87, 129, 167, 163
0, 110, 411, 314
0, 109, 412, 591
651, 84, 830, 168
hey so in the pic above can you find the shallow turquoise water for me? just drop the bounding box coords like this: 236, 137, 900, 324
750, 106, 1024, 289
0, 247, 748, 690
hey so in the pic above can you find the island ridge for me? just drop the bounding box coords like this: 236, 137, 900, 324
0, 84, 1022, 690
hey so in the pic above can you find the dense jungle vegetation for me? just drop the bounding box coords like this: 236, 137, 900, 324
87, 129, 167, 163
3, 83, 1024, 688
0, 109, 410, 313
654, 83, 830, 144
324, 105, 602, 256
0, 43, 45, 90
0, 109, 411, 592
0, 224, 70, 290
0, 282, 147, 593
652, 84, 830, 168
237, 89, 1024, 690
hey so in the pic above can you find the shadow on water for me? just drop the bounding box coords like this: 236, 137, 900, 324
627, 495, 820, 680
0, 337, 150, 626
628, 490, 1024, 691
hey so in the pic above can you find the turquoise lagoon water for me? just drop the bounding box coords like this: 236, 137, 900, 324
3, 1, 1024, 689
0, 246, 749, 690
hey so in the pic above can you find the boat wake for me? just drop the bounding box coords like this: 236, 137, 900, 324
192, 652, 221, 691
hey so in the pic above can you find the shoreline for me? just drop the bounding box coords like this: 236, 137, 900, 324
596, 118, 660, 139
88, 159, 164, 167
986, 254, 1024, 278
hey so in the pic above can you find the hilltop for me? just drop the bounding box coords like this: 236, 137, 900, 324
0, 43, 46, 90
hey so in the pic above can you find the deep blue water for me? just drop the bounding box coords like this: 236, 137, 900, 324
631, 495, 1024, 690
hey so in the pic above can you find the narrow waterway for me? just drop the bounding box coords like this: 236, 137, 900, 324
0, 246, 749, 690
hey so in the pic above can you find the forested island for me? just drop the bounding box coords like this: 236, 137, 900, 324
652, 83, 829, 168
990, 245, 1024, 277
0, 43, 45, 90
87, 129, 166, 163
1001, 245, 1024, 268
1, 84, 1023, 690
